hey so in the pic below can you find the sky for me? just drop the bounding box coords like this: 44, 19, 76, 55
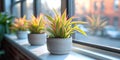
41, 0, 61, 9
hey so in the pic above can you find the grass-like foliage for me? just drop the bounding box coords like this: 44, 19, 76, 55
28, 14, 46, 34
46, 9, 87, 38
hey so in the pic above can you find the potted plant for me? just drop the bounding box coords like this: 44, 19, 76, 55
10, 16, 29, 39
28, 14, 46, 45
0, 13, 14, 40
0, 13, 14, 55
45, 9, 87, 54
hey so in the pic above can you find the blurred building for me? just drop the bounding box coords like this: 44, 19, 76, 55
75, 0, 120, 28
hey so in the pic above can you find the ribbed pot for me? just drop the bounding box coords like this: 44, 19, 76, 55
17, 31, 28, 39
28, 33, 46, 46
47, 37, 72, 55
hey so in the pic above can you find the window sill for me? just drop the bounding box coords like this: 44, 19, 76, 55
3, 34, 120, 60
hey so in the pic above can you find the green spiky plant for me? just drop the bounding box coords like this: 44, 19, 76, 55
28, 14, 46, 34
86, 15, 107, 35
45, 9, 87, 38
10, 16, 29, 32
0, 13, 14, 34
0, 13, 14, 55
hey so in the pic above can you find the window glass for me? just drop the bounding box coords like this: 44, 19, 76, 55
41, 0, 61, 17
4, 0, 22, 17
15, 0, 19, 1
74, 0, 120, 49
4, 0, 11, 14
26, 0, 33, 19
75, 0, 90, 15
12, 1, 21, 18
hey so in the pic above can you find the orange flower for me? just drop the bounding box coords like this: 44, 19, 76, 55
11, 16, 28, 31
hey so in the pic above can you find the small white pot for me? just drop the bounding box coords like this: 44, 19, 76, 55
28, 33, 46, 45
47, 37, 72, 55
17, 31, 28, 39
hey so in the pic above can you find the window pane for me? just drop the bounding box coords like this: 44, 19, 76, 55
12, 2, 21, 18
26, 0, 33, 19
4, 0, 11, 14
74, 0, 120, 49
101, 1, 104, 11
41, 0, 61, 16
75, 0, 90, 15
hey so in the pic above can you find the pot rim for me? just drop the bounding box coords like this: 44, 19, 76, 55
28, 33, 46, 35
47, 37, 72, 39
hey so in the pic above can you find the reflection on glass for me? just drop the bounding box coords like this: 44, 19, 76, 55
4, 0, 11, 14
75, 0, 90, 16
74, 0, 120, 48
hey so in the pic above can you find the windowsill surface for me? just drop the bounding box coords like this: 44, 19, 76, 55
4, 34, 120, 60
4, 34, 95, 60
75, 33, 120, 49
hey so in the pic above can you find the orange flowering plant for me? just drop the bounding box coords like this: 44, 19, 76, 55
10, 16, 29, 31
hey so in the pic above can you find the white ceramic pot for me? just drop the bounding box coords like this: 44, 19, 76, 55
47, 37, 72, 55
28, 33, 46, 45
17, 31, 28, 39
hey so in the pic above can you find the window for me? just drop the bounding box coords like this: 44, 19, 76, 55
12, 0, 21, 18
74, 0, 90, 15
73, 0, 120, 53
41, 0, 61, 17
114, 0, 119, 11
4, 0, 120, 54
4, 0, 11, 14
2, 0, 120, 59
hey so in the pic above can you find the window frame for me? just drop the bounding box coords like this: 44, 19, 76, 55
67, 0, 120, 54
